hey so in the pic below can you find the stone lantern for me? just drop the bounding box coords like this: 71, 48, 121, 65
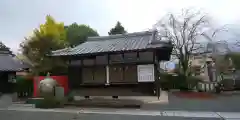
38, 73, 58, 97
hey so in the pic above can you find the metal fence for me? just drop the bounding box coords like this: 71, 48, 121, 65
17, 89, 33, 98
196, 82, 218, 92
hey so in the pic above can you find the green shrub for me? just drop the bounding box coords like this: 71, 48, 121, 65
67, 91, 74, 102
15, 76, 33, 96
160, 73, 186, 90
35, 96, 64, 109
187, 76, 203, 89
160, 73, 202, 91
177, 74, 188, 91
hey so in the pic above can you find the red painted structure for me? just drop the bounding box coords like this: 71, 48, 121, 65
33, 76, 69, 97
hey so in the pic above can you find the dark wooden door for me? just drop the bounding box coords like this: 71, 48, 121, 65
123, 65, 137, 83
68, 66, 81, 88
82, 67, 94, 84
109, 65, 123, 83
93, 66, 106, 83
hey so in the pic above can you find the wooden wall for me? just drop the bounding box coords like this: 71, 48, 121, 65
68, 51, 156, 86
69, 51, 155, 67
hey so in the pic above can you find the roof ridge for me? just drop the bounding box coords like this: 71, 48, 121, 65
52, 47, 71, 53
87, 30, 155, 41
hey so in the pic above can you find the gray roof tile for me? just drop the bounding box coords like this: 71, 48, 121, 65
0, 54, 25, 71
51, 31, 172, 56
0, 41, 26, 71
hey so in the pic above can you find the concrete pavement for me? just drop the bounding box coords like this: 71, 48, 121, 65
1, 107, 240, 119
143, 92, 240, 112
0, 109, 223, 120
0, 110, 224, 120
1, 92, 240, 119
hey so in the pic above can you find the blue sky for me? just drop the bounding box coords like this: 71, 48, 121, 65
0, 0, 240, 53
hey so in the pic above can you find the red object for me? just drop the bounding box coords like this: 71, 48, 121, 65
33, 76, 69, 97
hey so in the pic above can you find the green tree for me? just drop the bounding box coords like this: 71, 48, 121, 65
20, 15, 68, 74
0, 42, 13, 55
39, 15, 66, 42
108, 21, 127, 35
65, 23, 99, 47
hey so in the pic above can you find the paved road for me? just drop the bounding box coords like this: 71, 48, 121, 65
143, 93, 240, 112
1, 93, 240, 119
0, 110, 223, 120
2, 92, 240, 112
0, 94, 13, 108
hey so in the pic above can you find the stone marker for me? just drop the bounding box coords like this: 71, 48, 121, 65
55, 86, 64, 100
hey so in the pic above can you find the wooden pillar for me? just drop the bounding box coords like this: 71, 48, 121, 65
106, 65, 110, 85
155, 64, 161, 99
106, 53, 110, 85
154, 51, 161, 100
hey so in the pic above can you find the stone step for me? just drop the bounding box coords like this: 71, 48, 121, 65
8, 104, 35, 108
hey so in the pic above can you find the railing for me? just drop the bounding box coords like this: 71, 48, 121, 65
196, 82, 218, 92
17, 89, 33, 98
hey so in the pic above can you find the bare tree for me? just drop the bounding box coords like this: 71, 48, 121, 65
203, 25, 234, 77
153, 9, 210, 78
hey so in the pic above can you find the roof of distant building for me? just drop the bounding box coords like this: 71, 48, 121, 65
51, 30, 172, 56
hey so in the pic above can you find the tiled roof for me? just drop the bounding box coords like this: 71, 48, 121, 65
0, 41, 26, 71
51, 31, 172, 56
0, 54, 25, 71
13, 56, 31, 69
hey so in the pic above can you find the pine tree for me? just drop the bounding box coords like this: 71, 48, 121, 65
108, 21, 127, 35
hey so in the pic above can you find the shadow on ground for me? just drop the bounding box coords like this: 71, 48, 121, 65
65, 98, 142, 108
143, 92, 240, 112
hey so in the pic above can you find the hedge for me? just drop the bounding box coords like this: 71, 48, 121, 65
15, 76, 33, 97
160, 73, 202, 91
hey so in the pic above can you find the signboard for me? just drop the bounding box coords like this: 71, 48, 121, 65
137, 64, 154, 82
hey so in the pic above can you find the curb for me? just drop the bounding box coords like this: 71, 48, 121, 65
1, 107, 240, 119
